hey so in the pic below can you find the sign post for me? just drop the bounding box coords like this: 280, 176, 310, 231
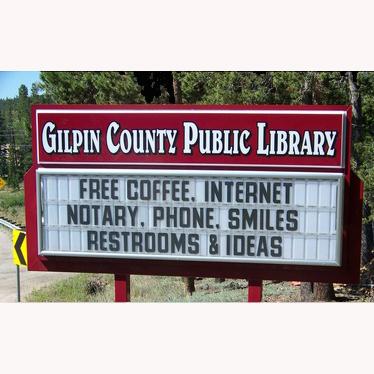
248, 280, 263, 302
114, 274, 130, 302
12, 229, 27, 302
16, 265, 20, 302
24, 105, 363, 301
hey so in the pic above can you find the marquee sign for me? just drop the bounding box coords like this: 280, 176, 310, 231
25, 105, 362, 283
38, 169, 344, 266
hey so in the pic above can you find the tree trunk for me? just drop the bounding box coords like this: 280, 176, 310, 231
300, 282, 314, 301
172, 72, 196, 295
301, 73, 314, 105
172, 73, 182, 104
312, 283, 335, 301
361, 202, 374, 267
346, 72, 362, 145
299, 72, 335, 301
347, 71, 373, 266
300, 73, 316, 301
313, 283, 335, 301
183, 276, 195, 295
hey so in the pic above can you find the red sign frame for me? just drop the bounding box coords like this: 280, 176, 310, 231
25, 104, 362, 283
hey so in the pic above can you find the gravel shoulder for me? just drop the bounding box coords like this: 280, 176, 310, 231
0, 227, 74, 302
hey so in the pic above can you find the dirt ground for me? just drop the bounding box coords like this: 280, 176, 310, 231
0, 227, 75, 302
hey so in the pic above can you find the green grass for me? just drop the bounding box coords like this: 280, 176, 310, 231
25, 274, 301, 302
0, 190, 24, 209
0, 187, 25, 226
26, 274, 114, 302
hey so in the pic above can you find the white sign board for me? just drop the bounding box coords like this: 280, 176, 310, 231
37, 169, 344, 266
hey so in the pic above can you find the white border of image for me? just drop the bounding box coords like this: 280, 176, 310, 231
1, 1, 373, 373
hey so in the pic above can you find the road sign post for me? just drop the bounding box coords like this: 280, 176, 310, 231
12, 229, 27, 302
16, 265, 21, 302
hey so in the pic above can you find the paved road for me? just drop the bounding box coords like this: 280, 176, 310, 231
0, 227, 74, 302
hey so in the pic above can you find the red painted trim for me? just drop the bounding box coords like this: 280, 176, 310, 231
31, 107, 37, 165
345, 106, 353, 179
114, 274, 130, 302
248, 280, 262, 302
347, 172, 363, 279
31, 163, 346, 174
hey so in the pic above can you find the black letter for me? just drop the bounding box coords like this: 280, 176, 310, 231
87, 231, 98, 250
188, 234, 199, 254
270, 236, 282, 257
228, 209, 240, 229
80, 179, 87, 199
286, 210, 298, 231
109, 232, 120, 251
67, 204, 78, 224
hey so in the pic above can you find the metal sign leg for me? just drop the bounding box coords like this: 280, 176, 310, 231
16, 265, 21, 302
114, 274, 131, 302
248, 280, 262, 302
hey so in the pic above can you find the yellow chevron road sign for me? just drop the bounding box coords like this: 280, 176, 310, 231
12, 230, 27, 266
0, 177, 5, 190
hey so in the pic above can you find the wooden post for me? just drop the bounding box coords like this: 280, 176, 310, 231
114, 274, 130, 302
248, 280, 262, 302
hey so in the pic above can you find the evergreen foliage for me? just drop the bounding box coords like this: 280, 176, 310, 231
40, 72, 145, 104
0, 72, 372, 262
0, 85, 35, 188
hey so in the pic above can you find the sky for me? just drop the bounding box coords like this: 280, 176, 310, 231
0, 71, 41, 99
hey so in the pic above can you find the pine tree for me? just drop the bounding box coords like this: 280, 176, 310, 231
41, 72, 145, 104
0, 110, 8, 177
